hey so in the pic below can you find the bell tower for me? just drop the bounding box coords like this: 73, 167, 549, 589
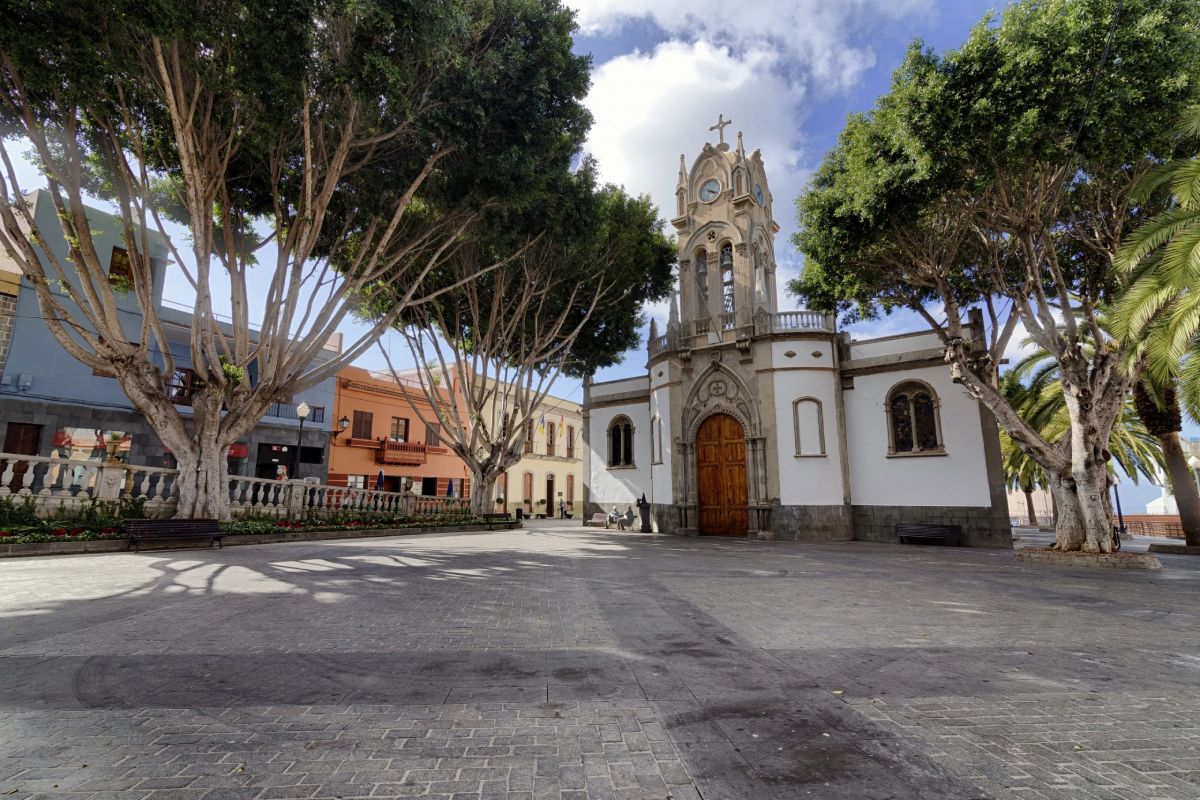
669, 116, 780, 341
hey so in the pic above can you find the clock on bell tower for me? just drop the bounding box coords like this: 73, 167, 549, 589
671, 116, 780, 338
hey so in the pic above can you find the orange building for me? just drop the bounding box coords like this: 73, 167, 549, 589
328, 366, 472, 497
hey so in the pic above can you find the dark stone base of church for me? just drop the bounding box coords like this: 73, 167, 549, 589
771, 504, 854, 542
852, 504, 1012, 548
586, 500, 1010, 547
650, 503, 681, 536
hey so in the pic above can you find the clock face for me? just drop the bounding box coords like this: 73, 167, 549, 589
699, 179, 721, 202
754, 183, 765, 205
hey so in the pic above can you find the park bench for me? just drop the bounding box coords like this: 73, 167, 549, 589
125, 519, 224, 552
897, 523, 962, 547
482, 512, 519, 530
584, 512, 608, 528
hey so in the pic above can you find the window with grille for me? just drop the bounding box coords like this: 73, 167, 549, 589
886, 381, 944, 455
109, 246, 133, 286
608, 416, 634, 467
167, 367, 196, 406
425, 423, 440, 447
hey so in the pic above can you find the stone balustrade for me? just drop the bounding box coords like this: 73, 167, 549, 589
0, 451, 472, 521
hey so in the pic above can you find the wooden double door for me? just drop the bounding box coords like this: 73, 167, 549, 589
696, 413, 748, 536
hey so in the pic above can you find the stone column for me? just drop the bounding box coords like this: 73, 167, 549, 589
286, 479, 306, 520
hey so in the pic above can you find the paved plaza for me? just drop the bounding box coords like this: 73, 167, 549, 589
2, 523, 1200, 799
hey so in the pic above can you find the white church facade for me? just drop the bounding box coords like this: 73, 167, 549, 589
581, 123, 1011, 547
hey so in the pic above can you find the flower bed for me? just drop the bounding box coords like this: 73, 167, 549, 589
0, 514, 485, 545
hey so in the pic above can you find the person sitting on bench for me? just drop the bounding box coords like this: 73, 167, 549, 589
617, 506, 635, 531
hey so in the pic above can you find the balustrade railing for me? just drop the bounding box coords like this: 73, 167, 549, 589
720, 312, 738, 331
0, 451, 476, 522
768, 310, 830, 332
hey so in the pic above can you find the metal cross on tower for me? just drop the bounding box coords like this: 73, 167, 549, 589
709, 114, 732, 145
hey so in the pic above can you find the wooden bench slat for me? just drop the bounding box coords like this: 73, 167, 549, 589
896, 522, 962, 546
125, 519, 224, 552
481, 513, 519, 530
583, 512, 608, 528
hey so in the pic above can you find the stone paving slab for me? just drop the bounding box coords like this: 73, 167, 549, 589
1, 527, 1199, 798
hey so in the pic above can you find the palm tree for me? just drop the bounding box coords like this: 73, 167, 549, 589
999, 373, 1049, 526
1131, 381, 1200, 546
1004, 346, 1165, 534
1113, 106, 1200, 546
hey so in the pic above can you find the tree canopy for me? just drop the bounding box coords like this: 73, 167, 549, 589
788, 0, 1200, 552
0, 0, 594, 517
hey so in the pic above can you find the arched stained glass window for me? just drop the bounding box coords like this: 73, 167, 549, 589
608, 416, 634, 467
886, 381, 944, 455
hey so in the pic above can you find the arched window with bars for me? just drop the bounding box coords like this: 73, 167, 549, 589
886, 381, 944, 455
608, 415, 634, 467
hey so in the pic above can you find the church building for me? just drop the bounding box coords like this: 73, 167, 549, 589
581, 122, 1011, 546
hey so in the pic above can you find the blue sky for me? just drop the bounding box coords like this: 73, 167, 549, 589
6, 0, 1172, 511
559, 0, 1169, 511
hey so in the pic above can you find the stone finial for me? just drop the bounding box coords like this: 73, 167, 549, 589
677, 154, 688, 188
649, 318, 659, 340
736, 131, 745, 159
668, 292, 680, 332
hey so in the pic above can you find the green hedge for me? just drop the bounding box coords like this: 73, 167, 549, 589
0, 512, 487, 545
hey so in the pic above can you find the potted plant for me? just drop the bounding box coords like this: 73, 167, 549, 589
104, 432, 124, 461
495, 496, 505, 506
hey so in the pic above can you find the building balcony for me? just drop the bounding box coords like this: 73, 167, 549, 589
375, 440, 427, 466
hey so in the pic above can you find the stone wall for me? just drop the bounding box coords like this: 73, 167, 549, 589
650, 503, 681, 536
852, 503, 1012, 548
771, 504, 854, 542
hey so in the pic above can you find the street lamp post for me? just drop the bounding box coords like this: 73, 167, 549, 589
1108, 473, 1126, 536
294, 401, 310, 480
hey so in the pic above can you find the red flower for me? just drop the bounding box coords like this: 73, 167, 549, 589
69, 527, 84, 535
51, 528, 68, 537
100, 527, 118, 534
0, 531, 10, 537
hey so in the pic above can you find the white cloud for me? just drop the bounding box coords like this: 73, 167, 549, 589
569, 0, 933, 94
582, 40, 810, 325
570, 0, 939, 353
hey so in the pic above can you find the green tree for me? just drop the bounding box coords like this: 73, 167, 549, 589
791, 0, 1200, 551
374, 162, 675, 516
1113, 108, 1200, 546
1002, 351, 1165, 527
0, 0, 591, 518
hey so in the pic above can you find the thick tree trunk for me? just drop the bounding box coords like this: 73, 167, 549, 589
469, 468, 500, 517
1023, 488, 1038, 527
117, 371, 240, 520
173, 441, 231, 519
1060, 382, 1116, 553
1050, 474, 1087, 550
1159, 433, 1200, 547
172, 391, 234, 520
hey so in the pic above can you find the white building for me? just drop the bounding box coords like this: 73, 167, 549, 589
582, 125, 1010, 546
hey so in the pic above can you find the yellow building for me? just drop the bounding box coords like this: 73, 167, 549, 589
497, 394, 584, 519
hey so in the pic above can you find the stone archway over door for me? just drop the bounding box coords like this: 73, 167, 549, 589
696, 413, 748, 536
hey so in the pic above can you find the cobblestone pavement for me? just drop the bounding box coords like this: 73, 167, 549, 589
1, 524, 1199, 799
